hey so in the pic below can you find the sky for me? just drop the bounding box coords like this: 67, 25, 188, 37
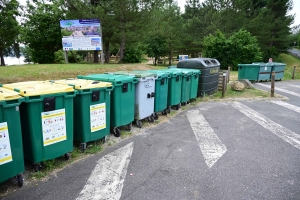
177, 0, 300, 27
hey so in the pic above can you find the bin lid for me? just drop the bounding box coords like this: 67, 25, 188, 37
78, 74, 137, 84
238, 64, 260, 68
49, 79, 112, 90
162, 69, 183, 76
177, 58, 220, 69
107, 71, 156, 78
166, 68, 200, 75
146, 70, 170, 78
0, 87, 22, 101
252, 62, 273, 67
3, 81, 74, 96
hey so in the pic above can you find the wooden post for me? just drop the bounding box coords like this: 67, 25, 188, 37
292, 66, 296, 79
64, 51, 69, 64
271, 71, 275, 97
227, 66, 230, 83
222, 72, 226, 97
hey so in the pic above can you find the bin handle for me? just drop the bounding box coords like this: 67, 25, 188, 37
64, 91, 77, 98
106, 86, 114, 91
114, 81, 123, 86
0, 98, 24, 108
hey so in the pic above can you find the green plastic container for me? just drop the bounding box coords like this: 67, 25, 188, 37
0, 87, 25, 187
3, 81, 77, 171
78, 74, 137, 136
253, 63, 273, 81
49, 79, 113, 152
271, 62, 286, 80
147, 70, 170, 116
167, 68, 200, 100
238, 64, 260, 81
106, 71, 157, 128
162, 69, 183, 110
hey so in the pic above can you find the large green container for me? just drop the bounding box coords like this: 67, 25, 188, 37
146, 70, 170, 117
238, 64, 260, 81
3, 81, 76, 171
253, 62, 273, 81
166, 69, 192, 105
0, 87, 25, 187
271, 62, 286, 80
167, 68, 200, 100
49, 79, 113, 152
78, 74, 137, 136
162, 69, 183, 110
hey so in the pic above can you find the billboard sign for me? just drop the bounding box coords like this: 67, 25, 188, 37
60, 19, 102, 51
179, 55, 188, 61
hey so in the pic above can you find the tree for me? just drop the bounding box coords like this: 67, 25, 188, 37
203, 29, 262, 70
21, 0, 64, 64
0, 0, 20, 66
146, 36, 168, 65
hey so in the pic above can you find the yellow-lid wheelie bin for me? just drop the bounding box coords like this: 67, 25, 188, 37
49, 79, 113, 152
0, 87, 25, 187
3, 81, 77, 172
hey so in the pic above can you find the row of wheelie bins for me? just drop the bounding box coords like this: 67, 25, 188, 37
0, 68, 201, 187
238, 62, 287, 82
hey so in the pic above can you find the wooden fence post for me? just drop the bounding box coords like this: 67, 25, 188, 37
271, 71, 275, 97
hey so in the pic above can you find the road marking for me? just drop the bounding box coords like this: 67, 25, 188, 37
257, 83, 300, 97
77, 142, 134, 200
232, 102, 300, 150
288, 84, 300, 89
271, 101, 300, 114
186, 110, 227, 168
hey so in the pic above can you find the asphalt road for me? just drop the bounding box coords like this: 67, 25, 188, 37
288, 48, 300, 58
2, 81, 300, 200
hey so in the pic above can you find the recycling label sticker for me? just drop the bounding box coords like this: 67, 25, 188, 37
41, 109, 67, 146
0, 122, 13, 165
90, 103, 106, 132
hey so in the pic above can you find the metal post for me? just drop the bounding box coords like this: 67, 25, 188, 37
227, 66, 230, 83
222, 72, 226, 97
292, 66, 296, 79
64, 51, 69, 64
271, 71, 275, 97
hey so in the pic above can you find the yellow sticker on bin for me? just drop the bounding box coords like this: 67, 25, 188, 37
3, 81, 74, 96
50, 79, 112, 90
0, 87, 22, 101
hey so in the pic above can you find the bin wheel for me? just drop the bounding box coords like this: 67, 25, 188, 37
127, 123, 132, 131
33, 163, 41, 172
136, 120, 142, 128
175, 104, 180, 110
64, 153, 70, 160
101, 135, 108, 143
152, 113, 159, 120
162, 109, 168, 115
148, 116, 155, 123
167, 107, 171, 113
182, 102, 186, 106
113, 127, 121, 137
16, 174, 23, 187
81, 143, 86, 153
187, 101, 190, 104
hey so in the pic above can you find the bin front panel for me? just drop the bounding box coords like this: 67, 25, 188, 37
181, 74, 192, 102
258, 65, 272, 81
73, 88, 110, 143
0, 105, 24, 183
135, 77, 155, 120
20, 94, 74, 163
238, 64, 259, 81
154, 77, 168, 112
190, 73, 199, 99
272, 63, 286, 80
167, 74, 182, 106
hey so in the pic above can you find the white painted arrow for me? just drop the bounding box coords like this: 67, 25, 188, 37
187, 110, 227, 168
76, 142, 134, 200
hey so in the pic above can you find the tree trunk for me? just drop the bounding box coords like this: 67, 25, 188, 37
155, 57, 158, 66
104, 43, 110, 63
0, 48, 5, 66
119, 16, 126, 62
93, 50, 99, 63
169, 43, 172, 66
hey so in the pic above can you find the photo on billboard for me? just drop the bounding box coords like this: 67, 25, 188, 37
60, 19, 102, 51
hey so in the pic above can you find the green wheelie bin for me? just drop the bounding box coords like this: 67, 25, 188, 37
3, 81, 77, 172
167, 67, 200, 101
162, 69, 183, 111
49, 79, 113, 152
78, 74, 137, 136
106, 71, 157, 128
238, 64, 260, 82
146, 70, 170, 119
0, 87, 25, 187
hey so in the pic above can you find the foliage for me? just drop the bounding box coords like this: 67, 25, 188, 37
0, 0, 20, 66
122, 45, 144, 63
146, 36, 168, 65
20, 46, 33, 63
203, 29, 262, 70
21, 0, 64, 64
54, 50, 83, 64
